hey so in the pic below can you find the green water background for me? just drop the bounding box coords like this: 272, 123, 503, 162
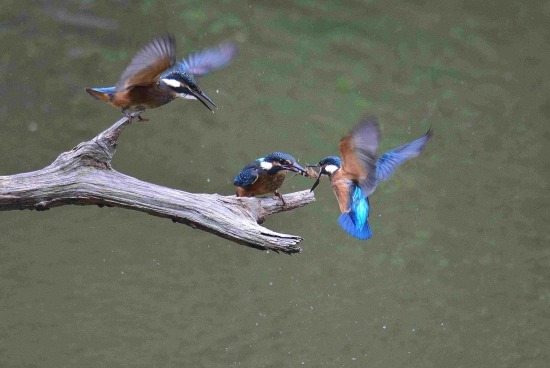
1, 1, 549, 367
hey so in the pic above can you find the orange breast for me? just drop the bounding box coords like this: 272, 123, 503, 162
111, 85, 175, 110
330, 170, 352, 214
237, 172, 287, 197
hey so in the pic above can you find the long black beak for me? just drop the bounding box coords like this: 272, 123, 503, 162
306, 164, 322, 192
189, 90, 215, 112
199, 91, 217, 108
281, 162, 308, 176
309, 174, 323, 192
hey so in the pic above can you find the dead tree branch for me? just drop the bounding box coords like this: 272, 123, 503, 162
0, 117, 315, 254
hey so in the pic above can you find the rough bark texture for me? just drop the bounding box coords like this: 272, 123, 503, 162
0, 116, 315, 254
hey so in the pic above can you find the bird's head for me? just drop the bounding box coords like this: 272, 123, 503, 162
307, 156, 342, 192
160, 71, 216, 111
258, 152, 307, 175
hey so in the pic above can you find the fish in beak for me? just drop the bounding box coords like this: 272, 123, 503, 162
282, 161, 308, 176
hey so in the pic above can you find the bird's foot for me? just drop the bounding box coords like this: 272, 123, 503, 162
137, 114, 149, 122
122, 110, 134, 124
122, 110, 148, 123
274, 191, 286, 207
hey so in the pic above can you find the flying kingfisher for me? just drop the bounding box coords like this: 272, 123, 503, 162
309, 116, 433, 240
233, 152, 308, 205
86, 34, 238, 120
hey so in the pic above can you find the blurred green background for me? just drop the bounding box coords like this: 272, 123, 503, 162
1, 0, 549, 367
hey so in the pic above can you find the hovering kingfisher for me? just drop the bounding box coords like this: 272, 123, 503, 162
233, 152, 308, 205
309, 116, 433, 240
86, 34, 238, 120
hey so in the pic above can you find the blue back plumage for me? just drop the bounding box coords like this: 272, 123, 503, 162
233, 163, 260, 188
337, 184, 372, 240
376, 129, 433, 181
234, 152, 297, 188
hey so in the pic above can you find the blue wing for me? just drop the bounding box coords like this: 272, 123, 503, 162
88, 86, 116, 96
86, 86, 116, 101
183, 42, 239, 77
376, 128, 433, 181
233, 165, 259, 188
337, 184, 372, 240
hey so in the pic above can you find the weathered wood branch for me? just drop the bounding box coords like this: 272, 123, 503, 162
0, 116, 315, 254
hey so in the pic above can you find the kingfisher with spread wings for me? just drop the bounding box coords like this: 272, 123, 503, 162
309, 116, 432, 240
86, 34, 238, 120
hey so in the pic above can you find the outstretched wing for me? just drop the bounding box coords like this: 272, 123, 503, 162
376, 128, 433, 181
116, 34, 176, 91
233, 165, 259, 188
182, 42, 239, 77
338, 116, 381, 196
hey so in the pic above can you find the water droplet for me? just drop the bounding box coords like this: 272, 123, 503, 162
28, 122, 38, 132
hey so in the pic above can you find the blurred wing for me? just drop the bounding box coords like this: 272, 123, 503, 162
233, 166, 259, 188
116, 34, 176, 91
376, 128, 433, 181
182, 42, 239, 77
338, 116, 380, 195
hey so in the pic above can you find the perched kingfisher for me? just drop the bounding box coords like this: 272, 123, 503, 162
309, 116, 433, 240
86, 34, 238, 120
233, 152, 308, 205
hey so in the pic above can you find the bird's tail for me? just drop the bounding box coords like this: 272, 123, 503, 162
85, 87, 115, 102
338, 212, 372, 240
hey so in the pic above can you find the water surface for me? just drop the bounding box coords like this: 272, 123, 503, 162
1, 1, 548, 367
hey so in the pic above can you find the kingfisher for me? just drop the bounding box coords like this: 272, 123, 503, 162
86, 34, 238, 120
309, 116, 433, 240
233, 152, 308, 205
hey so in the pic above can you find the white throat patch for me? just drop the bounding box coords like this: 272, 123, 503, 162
260, 161, 273, 170
324, 164, 339, 174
